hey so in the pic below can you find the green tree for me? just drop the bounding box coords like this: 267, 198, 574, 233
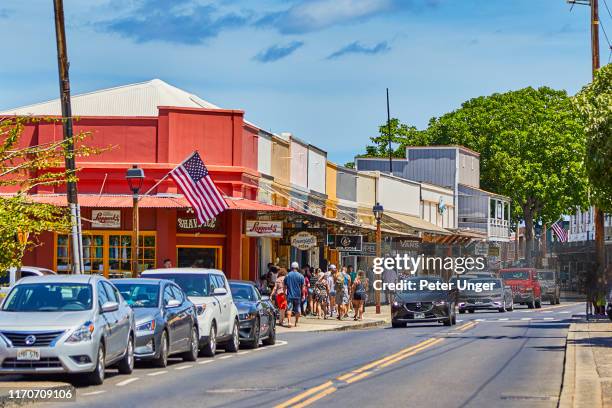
426, 87, 587, 266
574, 63, 612, 211
363, 118, 431, 158
0, 117, 97, 272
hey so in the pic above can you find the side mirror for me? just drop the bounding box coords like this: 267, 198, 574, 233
101, 301, 119, 313
213, 287, 227, 296
166, 299, 181, 308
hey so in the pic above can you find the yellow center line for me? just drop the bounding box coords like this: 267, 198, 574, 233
534, 302, 580, 312
456, 321, 478, 331
344, 371, 372, 384
290, 386, 338, 408
274, 381, 334, 408
377, 338, 444, 369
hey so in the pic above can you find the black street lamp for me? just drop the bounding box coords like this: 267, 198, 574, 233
126, 165, 145, 277
373, 202, 384, 314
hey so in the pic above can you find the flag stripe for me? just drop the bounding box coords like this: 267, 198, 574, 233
168, 152, 228, 224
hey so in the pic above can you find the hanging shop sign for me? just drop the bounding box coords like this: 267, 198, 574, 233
290, 231, 317, 250
176, 210, 221, 233
282, 228, 327, 246
474, 242, 489, 256
245, 220, 283, 238
92, 210, 121, 229
330, 235, 363, 252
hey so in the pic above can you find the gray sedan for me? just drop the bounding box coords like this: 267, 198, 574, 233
112, 279, 199, 367
0, 275, 134, 385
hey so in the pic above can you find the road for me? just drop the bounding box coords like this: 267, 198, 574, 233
29, 302, 582, 408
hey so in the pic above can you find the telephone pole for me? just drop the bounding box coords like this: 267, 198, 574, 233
386, 88, 392, 174
53, 0, 83, 274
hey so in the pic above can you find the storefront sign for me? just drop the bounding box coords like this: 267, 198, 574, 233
331, 235, 363, 252
92, 210, 120, 228
176, 210, 221, 233
393, 237, 421, 250
282, 228, 327, 246
488, 246, 500, 257
291, 231, 317, 250
362, 242, 377, 256
245, 220, 283, 238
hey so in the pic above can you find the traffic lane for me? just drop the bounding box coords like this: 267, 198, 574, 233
298, 316, 572, 408
52, 322, 458, 408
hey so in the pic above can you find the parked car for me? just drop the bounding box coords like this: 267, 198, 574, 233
455, 277, 514, 313
499, 268, 542, 309
140, 268, 239, 357
228, 280, 276, 348
391, 276, 457, 328
0, 275, 134, 385
111, 278, 199, 366
536, 270, 561, 305
0, 267, 56, 297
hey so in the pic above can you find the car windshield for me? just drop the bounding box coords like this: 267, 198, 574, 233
501, 271, 530, 280
230, 283, 257, 301
463, 279, 503, 293
114, 283, 160, 308
537, 272, 555, 281
145, 274, 211, 297
400, 277, 447, 294
2, 283, 93, 312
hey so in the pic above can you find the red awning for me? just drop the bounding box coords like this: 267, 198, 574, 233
9, 194, 296, 212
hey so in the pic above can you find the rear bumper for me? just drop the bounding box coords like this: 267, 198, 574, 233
513, 293, 534, 303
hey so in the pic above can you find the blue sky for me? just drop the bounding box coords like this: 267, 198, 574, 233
0, 0, 609, 164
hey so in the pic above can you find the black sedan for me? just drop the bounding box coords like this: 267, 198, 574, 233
228, 280, 276, 348
112, 278, 199, 367
391, 276, 457, 328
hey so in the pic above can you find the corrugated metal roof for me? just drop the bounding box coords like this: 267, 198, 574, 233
0, 79, 221, 117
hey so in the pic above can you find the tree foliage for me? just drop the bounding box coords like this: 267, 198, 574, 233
0, 117, 99, 271
364, 118, 431, 158
574, 63, 612, 211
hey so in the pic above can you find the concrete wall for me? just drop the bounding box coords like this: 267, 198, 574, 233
336, 166, 357, 202
307, 145, 326, 194
290, 138, 308, 190
377, 173, 420, 216
357, 172, 377, 208
258, 131, 272, 176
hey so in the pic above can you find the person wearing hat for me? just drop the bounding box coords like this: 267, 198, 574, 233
285, 261, 305, 327
327, 264, 337, 317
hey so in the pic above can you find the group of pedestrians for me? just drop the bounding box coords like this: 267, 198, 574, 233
261, 261, 369, 327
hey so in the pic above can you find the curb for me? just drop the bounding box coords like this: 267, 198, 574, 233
309, 318, 388, 333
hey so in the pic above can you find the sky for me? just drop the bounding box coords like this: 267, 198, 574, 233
0, 0, 610, 165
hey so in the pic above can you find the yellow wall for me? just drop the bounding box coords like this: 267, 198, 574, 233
271, 137, 290, 185
325, 161, 338, 218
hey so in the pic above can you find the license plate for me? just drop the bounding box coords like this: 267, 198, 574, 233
475, 301, 483, 304
17, 348, 40, 361
414, 312, 425, 319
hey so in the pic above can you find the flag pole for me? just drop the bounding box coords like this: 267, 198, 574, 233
139, 151, 197, 199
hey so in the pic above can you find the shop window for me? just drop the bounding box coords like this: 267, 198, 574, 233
55, 232, 156, 277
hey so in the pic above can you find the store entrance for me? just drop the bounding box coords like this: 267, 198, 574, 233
177, 247, 220, 269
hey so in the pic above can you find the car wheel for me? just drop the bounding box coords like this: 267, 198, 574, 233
224, 320, 239, 353
244, 318, 260, 349
508, 303, 514, 312
535, 299, 542, 308
528, 299, 535, 309
181, 325, 199, 362
84, 343, 105, 385
117, 335, 134, 374
153, 330, 169, 367
459, 309, 465, 314
262, 318, 276, 346
499, 301, 506, 313
200, 323, 217, 357
391, 320, 404, 328
443, 316, 452, 326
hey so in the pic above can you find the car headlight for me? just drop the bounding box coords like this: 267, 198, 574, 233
238, 312, 257, 320
196, 304, 206, 315
136, 320, 156, 333
392, 301, 400, 308
433, 300, 447, 306
66, 321, 95, 343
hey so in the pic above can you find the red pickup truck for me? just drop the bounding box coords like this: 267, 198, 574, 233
499, 268, 542, 309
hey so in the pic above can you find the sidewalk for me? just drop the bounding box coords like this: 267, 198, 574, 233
559, 319, 612, 408
276, 305, 391, 333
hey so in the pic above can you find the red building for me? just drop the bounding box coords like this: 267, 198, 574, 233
1, 79, 290, 280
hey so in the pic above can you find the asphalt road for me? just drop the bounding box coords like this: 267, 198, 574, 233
28, 301, 584, 408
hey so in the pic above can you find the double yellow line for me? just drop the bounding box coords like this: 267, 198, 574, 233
275, 322, 478, 408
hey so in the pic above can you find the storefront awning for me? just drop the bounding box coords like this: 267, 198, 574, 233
13, 194, 297, 213
383, 212, 451, 236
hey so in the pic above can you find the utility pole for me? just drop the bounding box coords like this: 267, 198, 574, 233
386, 88, 393, 174
53, 0, 83, 274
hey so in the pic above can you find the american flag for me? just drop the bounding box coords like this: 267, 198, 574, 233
551, 220, 568, 243
170, 152, 229, 224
